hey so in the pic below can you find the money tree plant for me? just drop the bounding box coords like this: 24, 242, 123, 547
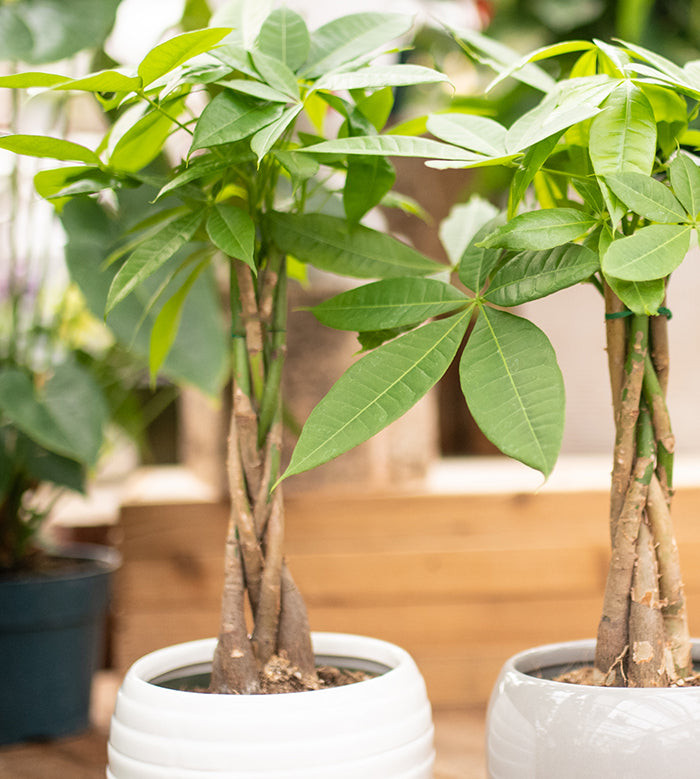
288, 35, 700, 687
0, 4, 454, 693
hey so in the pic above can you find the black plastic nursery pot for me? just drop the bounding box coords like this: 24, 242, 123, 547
0, 544, 119, 745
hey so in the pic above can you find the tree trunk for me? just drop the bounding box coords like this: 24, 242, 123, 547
595, 296, 691, 686
209, 256, 316, 694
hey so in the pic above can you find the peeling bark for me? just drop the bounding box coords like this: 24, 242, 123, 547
278, 563, 316, 674
647, 474, 691, 678
251, 491, 284, 665
595, 449, 651, 684
628, 520, 669, 687
209, 519, 260, 694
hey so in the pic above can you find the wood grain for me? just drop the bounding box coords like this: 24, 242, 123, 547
113, 487, 700, 706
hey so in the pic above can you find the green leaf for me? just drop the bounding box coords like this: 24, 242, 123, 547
149, 260, 208, 379
427, 114, 507, 157
0, 72, 70, 88
508, 132, 563, 217
62, 197, 227, 398
589, 81, 657, 177
604, 275, 666, 315
357, 327, 412, 351
343, 155, 396, 223
210, 0, 272, 48
572, 177, 607, 215
301, 13, 413, 78
486, 40, 597, 92
255, 7, 310, 71
251, 104, 303, 161
191, 91, 285, 151
218, 78, 291, 102
109, 98, 186, 172
54, 70, 142, 93
137, 28, 232, 87
265, 212, 445, 278
439, 196, 500, 268
449, 25, 555, 93
460, 308, 564, 476
621, 40, 694, 92
643, 83, 688, 156
605, 172, 687, 223
206, 204, 256, 269
480, 208, 598, 251
602, 224, 691, 281
458, 216, 505, 294
283, 311, 470, 479
275, 149, 319, 187
315, 65, 449, 92
33, 166, 111, 201
107, 210, 204, 312
300, 134, 492, 161
668, 154, 700, 219
41, 362, 108, 467
312, 278, 468, 331
0, 364, 106, 467
156, 154, 247, 201
485, 244, 599, 306
0, 134, 98, 164
251, 48, 300, 99
0, 0, 121, 65
505, 100, 601, 154
21, 439, 85, 494
356, 87, 394, 131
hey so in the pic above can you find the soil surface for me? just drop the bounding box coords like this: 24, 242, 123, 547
191, 653, 374, 695
258, 654, 373, 694
554, 666, 700, 687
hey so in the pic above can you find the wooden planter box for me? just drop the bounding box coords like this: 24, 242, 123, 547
112, 467, 700, 707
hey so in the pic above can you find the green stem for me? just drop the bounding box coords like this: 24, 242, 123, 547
138, 90, 195, 137
230, 260, 251, 399
643, 353, 674, 495
257, 256, 287, 449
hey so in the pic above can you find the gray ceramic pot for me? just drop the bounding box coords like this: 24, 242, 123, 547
487, 638, 700, 779
0, 543, 119, 745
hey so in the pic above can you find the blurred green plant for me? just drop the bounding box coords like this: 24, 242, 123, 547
0, 0, 228, 570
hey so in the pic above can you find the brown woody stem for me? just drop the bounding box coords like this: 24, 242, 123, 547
627, 518, 669, 687
647, 474, 691, 678
595, 409, 654, 685
609, 315, 648, 540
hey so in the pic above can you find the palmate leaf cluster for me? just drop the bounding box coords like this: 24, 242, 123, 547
286, 36, 700, 482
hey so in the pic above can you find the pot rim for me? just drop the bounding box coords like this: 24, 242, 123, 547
0, 541, 121, 584
503, 637, 700, 691
120, 632, 423, 706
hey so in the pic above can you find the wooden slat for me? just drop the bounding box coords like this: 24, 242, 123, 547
118, 544, 609, 609
113, 486, 700, 706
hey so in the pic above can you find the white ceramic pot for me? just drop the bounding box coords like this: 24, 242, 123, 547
107, 632, 434, 778
487, 638, 700, 779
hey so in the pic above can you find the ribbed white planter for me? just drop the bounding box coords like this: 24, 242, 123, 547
107, 632, 434, 778
487, 638, 700, 779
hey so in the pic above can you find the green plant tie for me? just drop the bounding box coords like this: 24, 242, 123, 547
605, 307, 672, 320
